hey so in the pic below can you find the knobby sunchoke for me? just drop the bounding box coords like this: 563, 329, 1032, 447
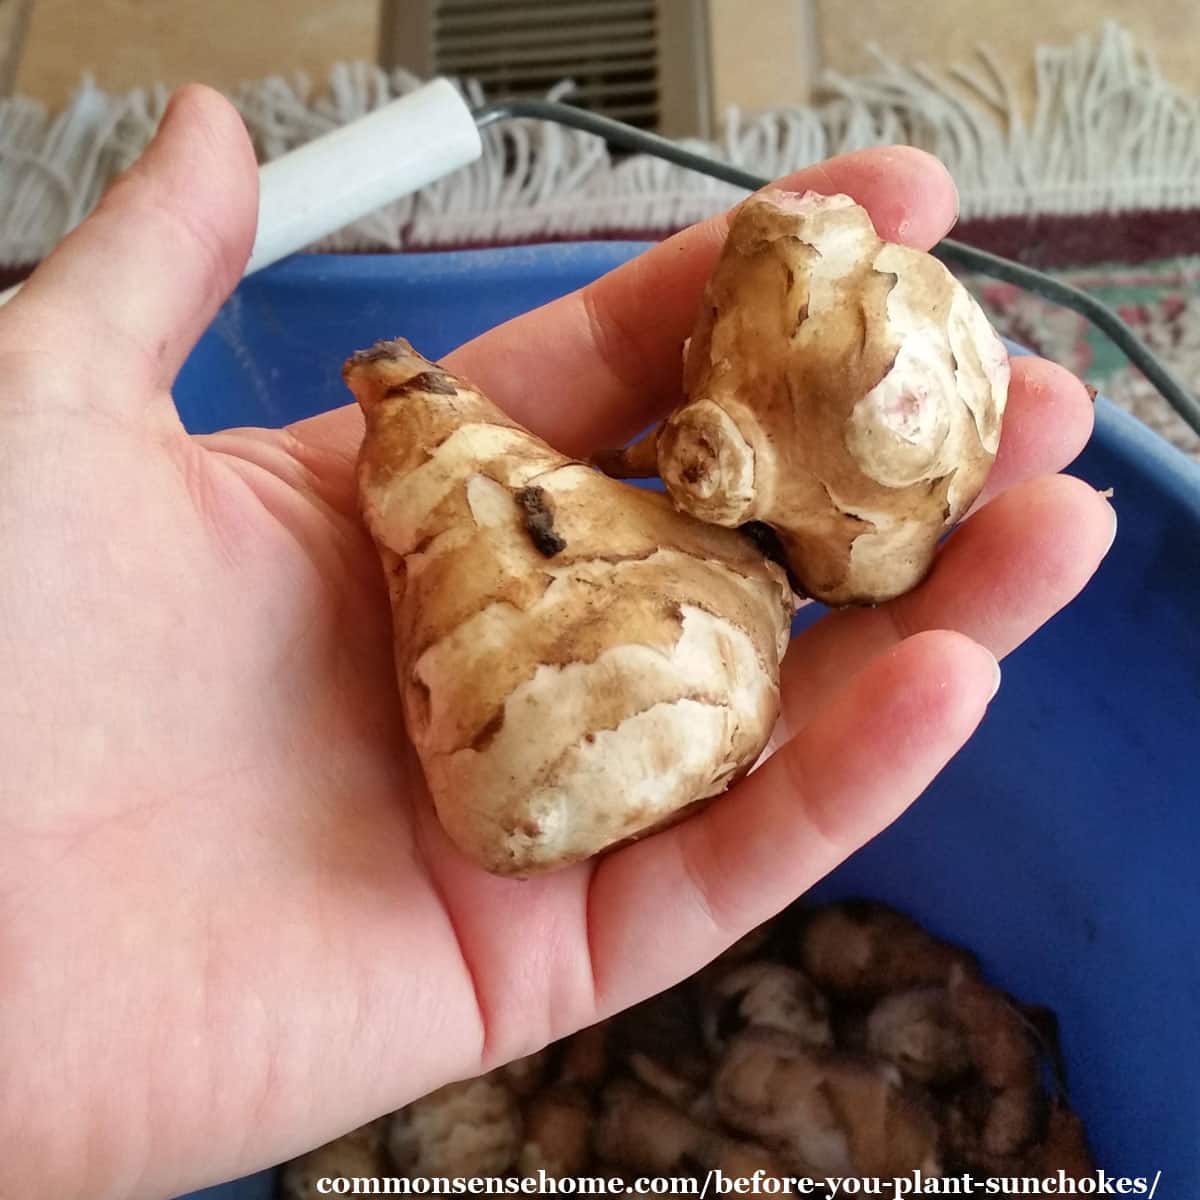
866, 986, 971, 1086
388, 1077, 522, 1179
701, 962, 833, 1055
610, 989, 709, 1107
599, 190, 1010, 606
795, 899, 977, 998
945, 963, 1043, 1165
345, 340, 794, 876
502, 1049, 551, 1097
714, 1028, 941, 1177
520, 1086, 592, 1178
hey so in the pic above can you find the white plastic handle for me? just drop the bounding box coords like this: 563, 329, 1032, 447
246, 78, 482, 274
0, 78, 483, 308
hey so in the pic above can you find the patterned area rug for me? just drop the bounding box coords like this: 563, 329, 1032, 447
959, 259, 1200, 461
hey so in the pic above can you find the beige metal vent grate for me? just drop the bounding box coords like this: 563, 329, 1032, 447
434, 0, 659, 128
382, 0, 712, 138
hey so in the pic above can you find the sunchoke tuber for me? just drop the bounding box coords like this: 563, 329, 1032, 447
702, 962, 833, 1055
611, 990, 709, 1106
520, 1086, 592, 1178
946, 964, 1043, 1163
502, 1049, 551, 1097
600, 190, 1010, 606
795, 900, 976, 998
346, 340, 794, 875
713, 1028, 941, 1177
389, 1076, 522, 1178
558, 1024, 610, 1086
593, 1078, 783, 1179
593, 1079, 712, 1175
866, 987, 970, 1085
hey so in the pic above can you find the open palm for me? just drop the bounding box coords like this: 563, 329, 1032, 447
0, 87, 1114, 1200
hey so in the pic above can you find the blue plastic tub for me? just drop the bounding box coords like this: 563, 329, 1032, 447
175, 247, 1200, 1200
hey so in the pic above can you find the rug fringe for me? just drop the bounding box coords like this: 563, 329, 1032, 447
2, 21, 1198, 267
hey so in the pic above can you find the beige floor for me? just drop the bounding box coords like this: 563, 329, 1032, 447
7, 0, 1199, 121
13, 0, 378, 107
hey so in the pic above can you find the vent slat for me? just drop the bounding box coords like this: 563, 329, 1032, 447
439, 40, 657, 72
459, 65, 655, 87
435, 0, 653, 34
565, 78, 659, 100
438, 0, 651, 15
437, 19, 655, 53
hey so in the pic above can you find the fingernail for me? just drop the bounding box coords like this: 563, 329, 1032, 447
1104, 502, 1118, 555
986, 652, 1002, 702
158, 87, 188, 132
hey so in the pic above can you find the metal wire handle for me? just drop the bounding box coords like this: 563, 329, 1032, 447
474, 99, 1200, 439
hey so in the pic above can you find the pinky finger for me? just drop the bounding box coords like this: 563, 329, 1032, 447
585, 630, 999, 1012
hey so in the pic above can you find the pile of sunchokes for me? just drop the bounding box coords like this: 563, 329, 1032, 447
279, 902, 1094, 1196
348, 190, 1009, 875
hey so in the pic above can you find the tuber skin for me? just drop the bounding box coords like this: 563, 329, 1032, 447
866, 987, 971, 1086
611, 990, 709, 1106
520, 1086, 592, 1178
558, 1023, 611, 1086
1032, 1102, 1095, 1179
713, 1027, 942, 1178
502, 1049, 552, 1097
593, 1079, 712, 1175
593, 1078, 784, 1179
702, 962, 833, 1056
795, 900, 977, 999
599, 190, 1010, 606
345, 339, 794, 876
389, 1076, 523, 1178
946, 964, 1043, 1163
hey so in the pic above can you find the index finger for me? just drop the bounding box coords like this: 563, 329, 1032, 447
445, 145, 959, 456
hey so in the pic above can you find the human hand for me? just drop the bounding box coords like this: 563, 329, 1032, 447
0, 86, 1114, 1198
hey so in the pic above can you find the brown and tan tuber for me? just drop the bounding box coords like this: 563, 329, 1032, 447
599, 189, 1010, 606
388, 1076, 523, 1179
345, 340, 794, 876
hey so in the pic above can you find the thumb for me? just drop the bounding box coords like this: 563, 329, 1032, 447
7, 84, 258, 401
